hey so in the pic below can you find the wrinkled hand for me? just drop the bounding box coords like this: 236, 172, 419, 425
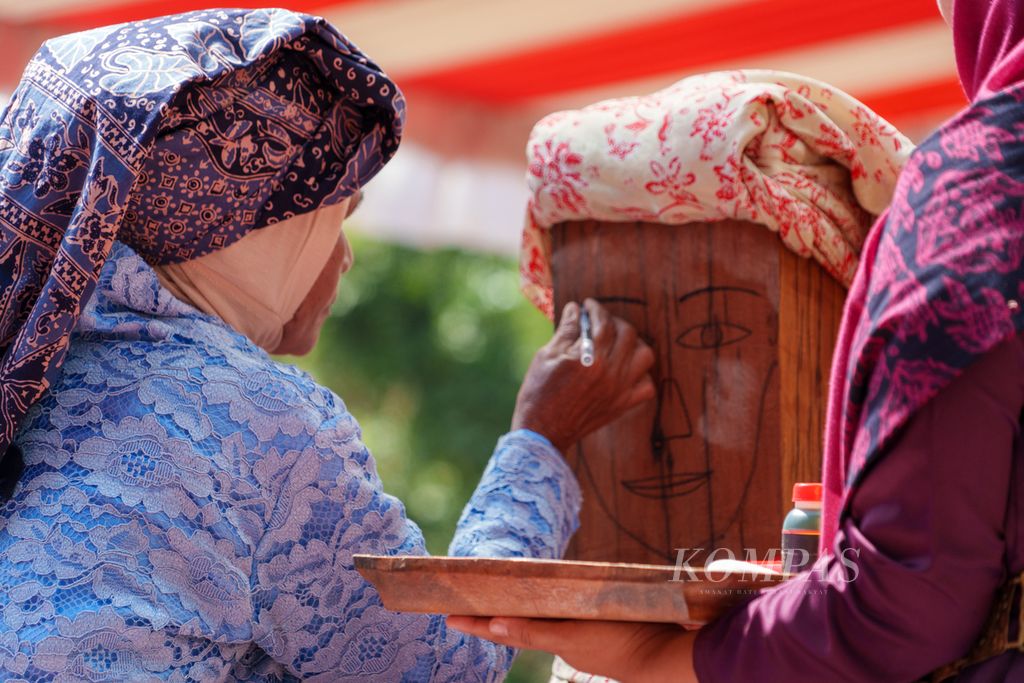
511, 299, 656, 452
446, 615, 697, 682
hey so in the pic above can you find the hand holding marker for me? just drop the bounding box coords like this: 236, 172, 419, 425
580, 307, 595, 367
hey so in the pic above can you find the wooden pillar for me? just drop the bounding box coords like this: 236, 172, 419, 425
550, 219, 845, 565
777, 245, 847, 518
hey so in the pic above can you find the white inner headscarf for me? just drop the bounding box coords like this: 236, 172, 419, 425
154, 199, 351, 352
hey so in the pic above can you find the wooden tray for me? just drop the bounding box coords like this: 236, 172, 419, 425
354, 555, 786, 625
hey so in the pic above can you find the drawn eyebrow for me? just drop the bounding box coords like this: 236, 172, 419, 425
677, 286, 760, 305
594, 295, 647, 305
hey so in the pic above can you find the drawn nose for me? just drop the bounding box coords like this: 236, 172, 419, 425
624, 377, 707, 500
651, 377, 693, 454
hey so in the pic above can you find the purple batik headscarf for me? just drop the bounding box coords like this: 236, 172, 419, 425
821, 0, 1024, 551
0, 9, 404, 496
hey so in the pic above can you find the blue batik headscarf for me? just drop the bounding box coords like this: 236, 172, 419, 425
0, 9, 404, 496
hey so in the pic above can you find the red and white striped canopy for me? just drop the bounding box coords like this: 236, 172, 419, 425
0, 0, 961, 251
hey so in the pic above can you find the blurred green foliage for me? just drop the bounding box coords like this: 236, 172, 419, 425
291, 232, 557, 683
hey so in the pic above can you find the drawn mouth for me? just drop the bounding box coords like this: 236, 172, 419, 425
621, 470, 710, 499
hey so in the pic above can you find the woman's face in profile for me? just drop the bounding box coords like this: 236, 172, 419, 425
273, 193, 360, 356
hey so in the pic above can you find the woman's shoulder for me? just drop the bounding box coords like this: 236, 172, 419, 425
69, 242, 349, 434
57, 326, 347, 443
19, 322, 359, 535
201, 348, 348, 434
29, 243, 361, 505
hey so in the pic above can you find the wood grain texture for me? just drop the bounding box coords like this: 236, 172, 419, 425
551, 220, 781, 565
550, 220, 843, 565
354, 554, 785, 624
777, 247, 846, 519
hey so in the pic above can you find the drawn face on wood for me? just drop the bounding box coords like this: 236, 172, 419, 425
551, 220, 782, 564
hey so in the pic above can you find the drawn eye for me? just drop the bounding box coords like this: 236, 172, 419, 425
675, 321, 751, 350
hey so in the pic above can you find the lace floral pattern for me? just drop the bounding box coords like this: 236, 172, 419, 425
0, 244, 581, 681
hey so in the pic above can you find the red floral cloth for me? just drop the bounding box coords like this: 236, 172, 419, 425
520, 70, 911, 317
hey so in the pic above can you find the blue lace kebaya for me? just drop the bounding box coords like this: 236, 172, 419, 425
0, 244, 581, 681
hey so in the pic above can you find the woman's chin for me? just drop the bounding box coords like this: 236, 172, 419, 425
271, 334, 317, 357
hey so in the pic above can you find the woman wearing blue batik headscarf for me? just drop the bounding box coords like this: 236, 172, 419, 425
0, 9, 654, 681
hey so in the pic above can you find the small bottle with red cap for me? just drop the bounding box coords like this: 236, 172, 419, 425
781, 482, 822, 573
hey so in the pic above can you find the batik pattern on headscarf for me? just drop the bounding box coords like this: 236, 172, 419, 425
820, 87, 1024, 550
0, 9, 404, 469
520, 69, 911, 317
819, 0, 1024, 550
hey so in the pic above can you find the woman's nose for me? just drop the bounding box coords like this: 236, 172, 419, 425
338, 231, 355, 275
